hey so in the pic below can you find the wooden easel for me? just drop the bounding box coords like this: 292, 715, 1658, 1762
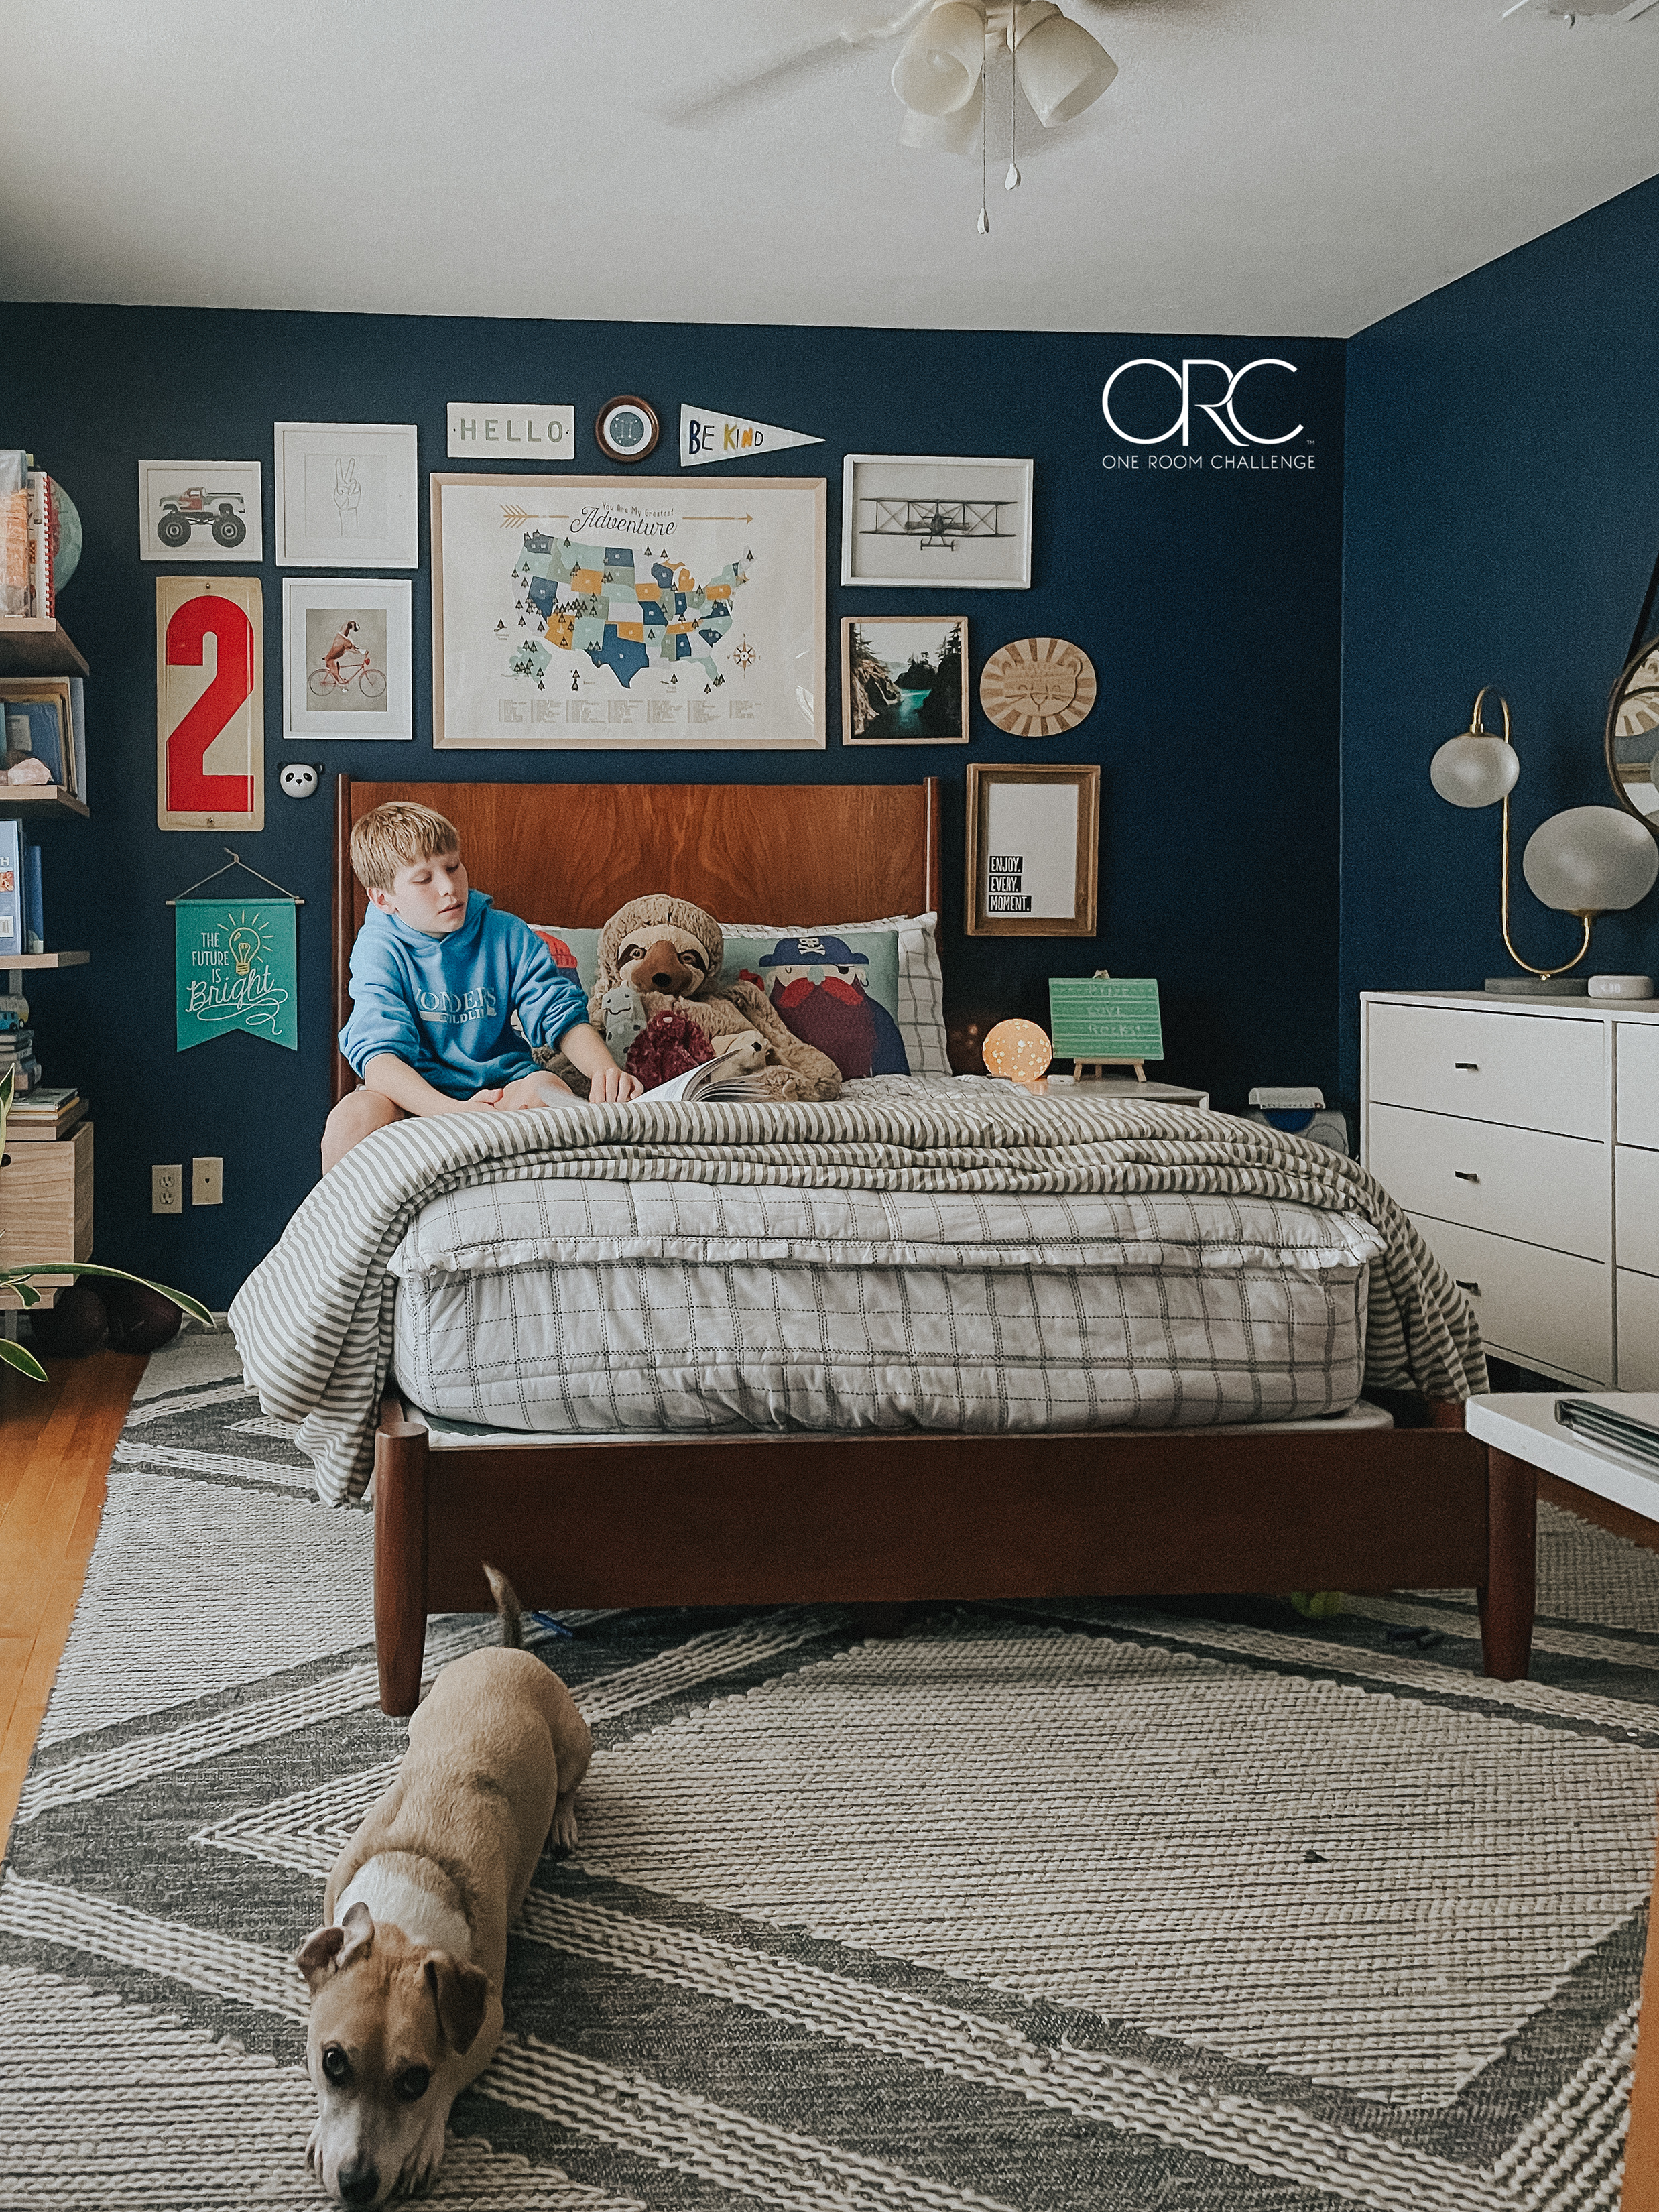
1074, 1058, 1147, 1082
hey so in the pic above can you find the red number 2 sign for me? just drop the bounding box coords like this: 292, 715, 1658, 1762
156, 577, 263, 831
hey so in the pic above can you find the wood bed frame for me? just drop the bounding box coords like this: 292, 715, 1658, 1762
333, 775, 1536, 1715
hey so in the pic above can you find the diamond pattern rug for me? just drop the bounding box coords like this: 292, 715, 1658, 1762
3, 1329, 1657, 2209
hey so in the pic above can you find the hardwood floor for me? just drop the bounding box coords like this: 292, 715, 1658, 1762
0, 1346, 145, 1855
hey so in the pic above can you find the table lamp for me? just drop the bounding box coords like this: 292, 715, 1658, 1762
983, 1018, 1052, 1083
1429, 685, 1659, 995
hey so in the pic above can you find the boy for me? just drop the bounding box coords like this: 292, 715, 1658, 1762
323, 800, 641, 1172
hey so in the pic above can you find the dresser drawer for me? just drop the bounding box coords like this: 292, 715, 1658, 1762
1616, 1144, 1659, 1278
1616, 1024, 1659, 1150
1370, 1103, 1606, 1259
1619, 1270, 1659, 1390
1367, 1001, 1604, 1138
1408, 1215, 1611, 1384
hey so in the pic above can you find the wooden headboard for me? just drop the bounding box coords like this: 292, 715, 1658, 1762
332, 776, 942, 1102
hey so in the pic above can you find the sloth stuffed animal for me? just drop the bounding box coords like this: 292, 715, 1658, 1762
570, 896, 841, 1103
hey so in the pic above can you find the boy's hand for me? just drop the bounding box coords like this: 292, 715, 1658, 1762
467, 1087, 505, 1110
587, 1063, 644, 1103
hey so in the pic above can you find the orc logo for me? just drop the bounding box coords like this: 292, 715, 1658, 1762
1103, 358, 1303, 448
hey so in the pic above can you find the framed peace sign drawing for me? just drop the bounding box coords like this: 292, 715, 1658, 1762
979, 637, 1097, 739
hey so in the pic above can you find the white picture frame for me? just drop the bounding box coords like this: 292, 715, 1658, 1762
430, 473, 826, 751
273, 422, 418, 568
282, 576, 414, 741
842, 454, 1034, 590
138, 460, 263, 562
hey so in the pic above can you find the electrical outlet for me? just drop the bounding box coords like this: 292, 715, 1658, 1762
152, 1164, 182, 1215
192, 1156, 223, 1206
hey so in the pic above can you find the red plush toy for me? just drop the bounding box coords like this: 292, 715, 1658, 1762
625, 1008, 715, 1091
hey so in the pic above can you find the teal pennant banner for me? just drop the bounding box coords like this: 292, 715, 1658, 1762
175, 898, 298, 1053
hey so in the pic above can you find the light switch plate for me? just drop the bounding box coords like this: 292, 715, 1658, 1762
192, 1156, 223, 1206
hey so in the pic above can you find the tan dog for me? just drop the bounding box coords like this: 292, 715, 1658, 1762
295, 1569, 591, 2206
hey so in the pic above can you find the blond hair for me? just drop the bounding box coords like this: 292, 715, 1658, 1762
349, 802, 462, 892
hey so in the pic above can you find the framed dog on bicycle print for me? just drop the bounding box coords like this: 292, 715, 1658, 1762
281, 576, 414, 741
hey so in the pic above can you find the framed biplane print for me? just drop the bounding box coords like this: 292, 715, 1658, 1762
841, 454, 1033, 589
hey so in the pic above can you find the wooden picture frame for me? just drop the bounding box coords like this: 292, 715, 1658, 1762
841, 615, 969, 745
965, 761, 1098, 937
430, 473, 826, 751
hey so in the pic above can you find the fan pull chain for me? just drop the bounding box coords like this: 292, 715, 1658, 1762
1006, 1, 1021, 189
978, 36, 990, 233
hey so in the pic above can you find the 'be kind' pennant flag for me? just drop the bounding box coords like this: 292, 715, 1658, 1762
680, 405, 824, 468
176, 899, 298, 1052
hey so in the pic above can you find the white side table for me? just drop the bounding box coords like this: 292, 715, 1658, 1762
1464, 1391, 1659, 1681
1465, 1392, 1659, 1522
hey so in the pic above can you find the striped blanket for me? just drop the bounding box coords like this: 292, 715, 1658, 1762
228, 1083, 1487, 1507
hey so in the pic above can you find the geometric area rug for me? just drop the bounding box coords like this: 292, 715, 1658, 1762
3, 1332, 1657, 2209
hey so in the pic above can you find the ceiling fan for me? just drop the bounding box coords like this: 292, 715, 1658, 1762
646, 1, 1119, 156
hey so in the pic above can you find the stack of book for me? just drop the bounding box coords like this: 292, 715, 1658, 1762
0, 818, 44, 957
0, 468, 59, 622
0, 1021, 40, 1095
3, 1084, 85, 1142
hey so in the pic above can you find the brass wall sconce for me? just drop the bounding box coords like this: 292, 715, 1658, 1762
1430, 685, 1659, 995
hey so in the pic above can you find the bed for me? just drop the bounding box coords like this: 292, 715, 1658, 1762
257, 775, 1532, 1712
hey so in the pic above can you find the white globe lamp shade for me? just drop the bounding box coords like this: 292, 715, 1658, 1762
898, 99, 981, 155
1428, 733, 1520, 809
1014, 11, 1117, 126
892, 1, 987, 117
1522, 805, 1659, 914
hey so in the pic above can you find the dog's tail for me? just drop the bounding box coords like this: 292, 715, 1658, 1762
482, 1564, 525, 1650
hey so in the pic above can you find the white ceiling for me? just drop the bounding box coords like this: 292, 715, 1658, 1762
2, 0, 1655, 339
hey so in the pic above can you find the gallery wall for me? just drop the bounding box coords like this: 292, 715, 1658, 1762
4, 306, 1345, 1306
1341, 171, 1659, 1095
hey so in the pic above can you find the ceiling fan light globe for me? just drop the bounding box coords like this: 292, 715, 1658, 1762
1523, 805, 1659, 914
1013, 11, 1117, 126
892, 0, 987, 115
898, 101, 981, 154
1428, 733, 1518, 809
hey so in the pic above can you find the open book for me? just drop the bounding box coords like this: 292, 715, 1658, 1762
639, 1045, 774, 1104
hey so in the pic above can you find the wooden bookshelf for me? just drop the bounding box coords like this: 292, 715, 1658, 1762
0, 618, 88, 679
0, 788, 87, 820
1, 952, 88, 970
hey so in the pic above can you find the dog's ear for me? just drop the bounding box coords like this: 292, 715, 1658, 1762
337, 1900, 375, 1971
295, 1922, 347, 1991
424, 1953, 490, 2054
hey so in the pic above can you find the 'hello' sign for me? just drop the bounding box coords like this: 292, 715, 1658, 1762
447, 404, 574, 460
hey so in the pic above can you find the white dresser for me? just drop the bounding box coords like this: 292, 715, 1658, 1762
1361, 990, 1659, 1390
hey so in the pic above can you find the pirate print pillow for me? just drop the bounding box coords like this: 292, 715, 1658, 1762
720, 927, 910, 1082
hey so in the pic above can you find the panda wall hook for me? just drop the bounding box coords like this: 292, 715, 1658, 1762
280, 762, 326, 800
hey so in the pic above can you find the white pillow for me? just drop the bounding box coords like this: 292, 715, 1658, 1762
720, 910, 951, 1076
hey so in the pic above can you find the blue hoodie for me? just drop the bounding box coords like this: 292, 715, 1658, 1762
339, 891, 587, 1098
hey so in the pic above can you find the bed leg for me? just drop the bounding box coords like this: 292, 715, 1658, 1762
375, 1414, 429, 1717
1477, 1447, 1536, 1681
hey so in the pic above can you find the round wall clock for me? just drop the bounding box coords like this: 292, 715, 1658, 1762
595, 395, 660, 465
979, 637, 1097, 738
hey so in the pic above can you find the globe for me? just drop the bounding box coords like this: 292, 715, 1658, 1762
51, 480, 82, 592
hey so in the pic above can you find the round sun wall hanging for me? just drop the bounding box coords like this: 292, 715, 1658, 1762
979, 637, 1097, 738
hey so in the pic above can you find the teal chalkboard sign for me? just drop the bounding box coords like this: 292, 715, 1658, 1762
1048, 977, 1163, 1062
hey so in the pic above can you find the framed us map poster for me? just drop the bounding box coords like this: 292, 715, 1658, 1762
431, 473, 826, 749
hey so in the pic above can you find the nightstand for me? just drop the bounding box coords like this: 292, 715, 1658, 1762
1361, 989, 1659, 1391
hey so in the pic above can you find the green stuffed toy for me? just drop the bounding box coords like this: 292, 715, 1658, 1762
1290, 1590, 1345, 1619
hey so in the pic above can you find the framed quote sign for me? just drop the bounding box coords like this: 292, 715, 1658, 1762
156, 576, 263, 833
964, 762, 1099, 937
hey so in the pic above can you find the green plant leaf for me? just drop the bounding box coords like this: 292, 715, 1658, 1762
0, 1263, 214, 1331
0, 1335, 48, 1382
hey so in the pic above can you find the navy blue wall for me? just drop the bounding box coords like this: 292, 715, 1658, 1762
1341, 174, 1659, 1096
5, 307, 1343, 1307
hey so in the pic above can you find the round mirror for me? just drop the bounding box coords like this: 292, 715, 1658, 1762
1605, 635, 1659, 832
